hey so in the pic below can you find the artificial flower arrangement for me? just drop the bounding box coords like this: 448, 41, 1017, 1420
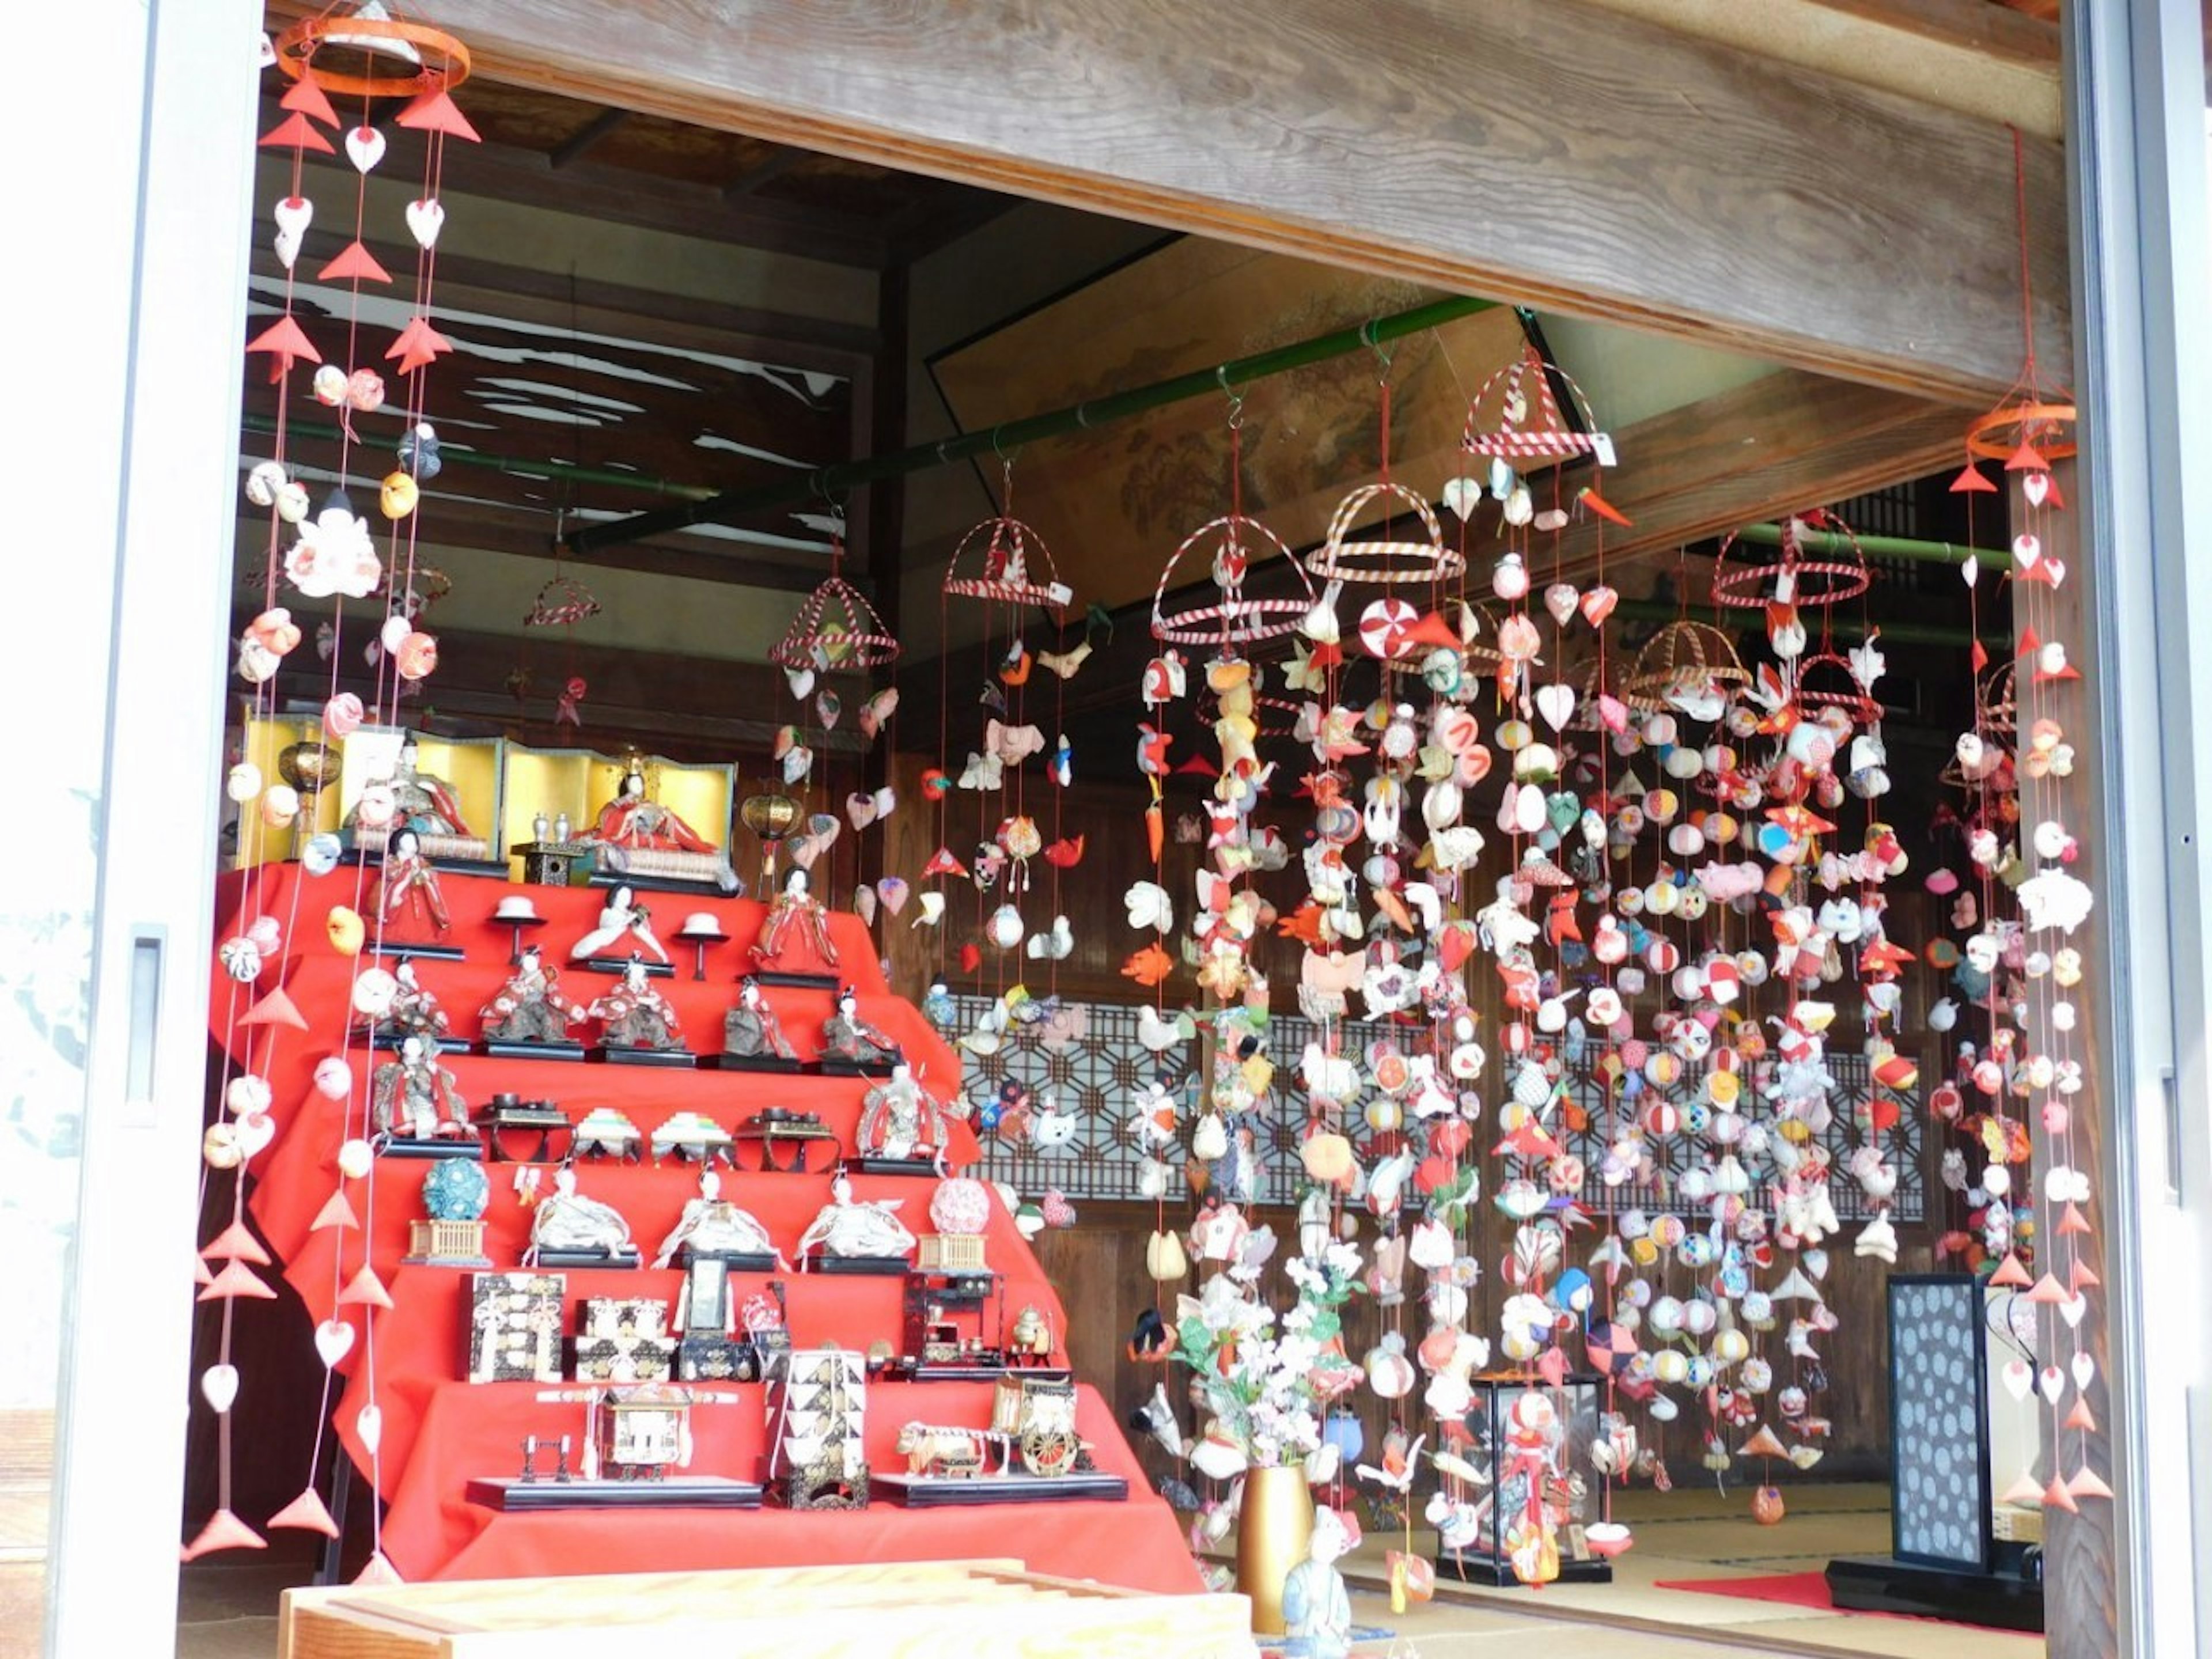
1173, 1237, 1366, 1476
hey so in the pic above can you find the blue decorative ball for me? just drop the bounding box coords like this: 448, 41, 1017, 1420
422, 1154, 489, 1221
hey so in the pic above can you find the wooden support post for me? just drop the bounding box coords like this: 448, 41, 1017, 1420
2015, 459, 2118, 1658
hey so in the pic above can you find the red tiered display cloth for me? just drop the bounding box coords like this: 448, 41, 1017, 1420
209, 867, 1196, 1592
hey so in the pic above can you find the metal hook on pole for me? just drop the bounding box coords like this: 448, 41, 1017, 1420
1216, 363, 1245, 429
1359, 317, 1395, 377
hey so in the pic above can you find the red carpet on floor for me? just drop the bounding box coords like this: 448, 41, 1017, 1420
1653, 1572, 1840, 1611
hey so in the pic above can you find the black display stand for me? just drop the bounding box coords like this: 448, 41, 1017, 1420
703, 1052, 811, 1074
1434, 1550, 1612, 1586
377, 1135, 483, 1161
466, 1476, 763, 1512
807, 1255, 913, 1276
752, 969, 839, 989
574, 955, 676, 979
368, 1031, 472, 1055
369, 940, 469, 962
851, 1156, 941, 1178
480, 1039, 589, 1062
532, 1247, 642, 1269
1825, 1551, 2044, 1631
819, 1055, 902, 1078
597, 1046, 698, 1069
871, 1471, 1127, 1508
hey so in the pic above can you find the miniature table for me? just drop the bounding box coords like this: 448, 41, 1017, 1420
732, 1112, 842, 1172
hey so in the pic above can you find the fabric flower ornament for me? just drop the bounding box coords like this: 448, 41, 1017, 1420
286, 503, 382, 599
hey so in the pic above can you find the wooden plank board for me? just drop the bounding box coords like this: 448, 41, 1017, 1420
281, 1561, 1256, 1659
410, 0, 2067, 402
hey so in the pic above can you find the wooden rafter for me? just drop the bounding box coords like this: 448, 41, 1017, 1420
405, 0, 2068, 402
549, 106, 630, 169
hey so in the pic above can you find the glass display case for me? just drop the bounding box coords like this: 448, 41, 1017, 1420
1434, 1372, 1613, 1586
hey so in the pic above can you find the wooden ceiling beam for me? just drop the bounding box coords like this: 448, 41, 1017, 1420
722, 144, 808, 199
549, 106, 630, 168
406, 0, 2067, 403
427, 127, 889, 267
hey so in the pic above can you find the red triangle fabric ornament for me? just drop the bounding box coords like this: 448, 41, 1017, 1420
2005, 438, 2049, 474
2057, 1201, 2093, 1237
192, 1253, 214, 1287
279, 74, 339, 127
2064, 1397, 2097, 1433
2016, 626, 2041, 659
259, 112, 336, 154
2043, 1475, 2080, 1513
2070, 1260, 2103, 1292
386, 315, 454, 374
1988, 1252, 2033, 1289
1969, 641, 1990, 673
198, 1259, 277, 1302
200, 1218, 271, 1266
1173, 753, 1219, 777
240, 986, 309, 1031
1949, 462, 1997, 494
267, 1487, 341, 1537
180, 1509, 266, 1562
2026, 1271, 2069, 1306
2041, 472, 2067, 510
2001, 1471, 2044, 1505
396, 89, 482, 142
338, 1264, 394, 1310
354, 1551, 404, 1586
311, 1188, 361, 1233
317, 240, 393, 285
2067, 1467, 2115, 1501
246, 315, 322, 365
2035, 662, 2083, 685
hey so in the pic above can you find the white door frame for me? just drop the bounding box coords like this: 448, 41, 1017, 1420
41, 1, 261, 1653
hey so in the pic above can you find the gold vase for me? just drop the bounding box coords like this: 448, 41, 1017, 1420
1234, 1463, 1314, 1635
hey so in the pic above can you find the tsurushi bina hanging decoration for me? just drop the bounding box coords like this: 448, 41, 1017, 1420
1939, 208, 2103, 1508
192, 2, 477, 1578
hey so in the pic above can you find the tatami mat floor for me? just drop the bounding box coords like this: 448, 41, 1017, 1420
175, 1483, 2043, 1658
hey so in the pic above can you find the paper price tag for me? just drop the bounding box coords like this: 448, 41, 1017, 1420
1591, 432, 1618, 467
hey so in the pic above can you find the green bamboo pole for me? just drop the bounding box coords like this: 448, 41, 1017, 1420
1736, 519, 2008, 572
563, 294, 1502, 555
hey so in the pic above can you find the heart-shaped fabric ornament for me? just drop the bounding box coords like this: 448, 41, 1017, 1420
2000, 1358, 2033, 1402
1962, 554, 1980, 589
2043, 558, 2066, 589
2060, 1293, 2088, 1328
1441, 477, 1483, 522
854, 885, 878, 926
1580, 586, 1619, 628
2023, 471, 2050, 506
2039, 1365, 2066, 1404
2013, 532, 2041, 569
786, 666, 816, 699
345, 125, 387, 173
274, 226, 304, 270
357, 1403, 383, 1455
274, 195, 313, 237
872, 785, 896, 819
1543, 584, 1580, 627
404, 197, 445, 249
2071, 1351, 2096, 1391
1535, 684, 1576, 732
201, 1364, 240, 1413
876, 876, 910, 916
816, 690, 842, 730
314, 1318, 356, 1368
236, 1112, 276, 1158
846, 793, 878, 831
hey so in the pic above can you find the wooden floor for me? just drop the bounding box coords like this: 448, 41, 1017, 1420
168, 1483, 2043, 1659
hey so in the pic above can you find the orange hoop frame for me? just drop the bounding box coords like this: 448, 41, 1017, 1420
274, 7, 472, 101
